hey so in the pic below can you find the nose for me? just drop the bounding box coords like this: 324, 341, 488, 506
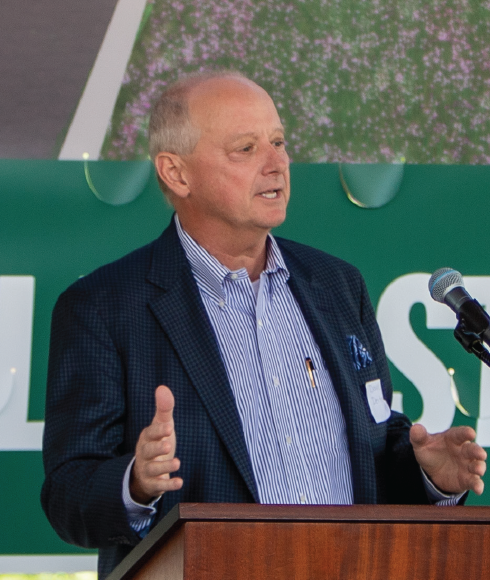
262, 143, 289, 176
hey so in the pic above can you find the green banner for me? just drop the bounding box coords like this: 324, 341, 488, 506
1, 159, 489, 570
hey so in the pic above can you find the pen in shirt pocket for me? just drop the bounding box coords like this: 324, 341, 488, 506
305, 357, 316, 388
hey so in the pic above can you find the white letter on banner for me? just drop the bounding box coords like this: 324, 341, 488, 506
377, 273, 455, 432
0, 276, 43, 450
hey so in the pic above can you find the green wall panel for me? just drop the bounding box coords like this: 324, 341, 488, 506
1, 160, 489, 560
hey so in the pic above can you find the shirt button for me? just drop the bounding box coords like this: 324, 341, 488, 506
230, 273, 238, 280
257, 319, 263, 328
273, 376, 280, 386
300, 494, 307, 504
218, 299, 225, 308
286, 435, 292, 445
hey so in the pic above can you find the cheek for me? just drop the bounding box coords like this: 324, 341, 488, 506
187, 168, 228, 203
215, 168, 255, 196
188, 157, 256, 205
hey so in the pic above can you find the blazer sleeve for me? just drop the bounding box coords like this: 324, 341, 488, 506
359, 275, 429, 504
41, 287, 141, 549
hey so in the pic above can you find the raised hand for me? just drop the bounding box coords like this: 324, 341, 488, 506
410, 424, 487, 495
130, 385, 183, 504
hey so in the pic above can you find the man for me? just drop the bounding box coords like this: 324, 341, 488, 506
42, 72, 486, 579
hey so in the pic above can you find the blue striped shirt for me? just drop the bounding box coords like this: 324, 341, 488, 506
176, 216, 353, 505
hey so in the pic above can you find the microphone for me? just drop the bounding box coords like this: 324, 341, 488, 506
429, 268, 490, 347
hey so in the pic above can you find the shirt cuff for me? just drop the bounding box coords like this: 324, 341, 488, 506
122, 457, 161, 535
421, 469, 465, 505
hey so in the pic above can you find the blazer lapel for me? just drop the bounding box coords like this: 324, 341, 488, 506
282, 249, 378, 504
146, 222, 259, 501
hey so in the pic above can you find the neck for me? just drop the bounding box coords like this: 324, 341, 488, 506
206, 243, 267, 282
177, 216, 268, 281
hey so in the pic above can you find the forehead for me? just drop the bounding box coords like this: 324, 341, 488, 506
187, 78, 283, 137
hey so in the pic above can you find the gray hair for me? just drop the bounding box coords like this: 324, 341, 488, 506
148, 70, 248, 195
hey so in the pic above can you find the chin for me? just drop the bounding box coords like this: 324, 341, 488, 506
258, 214, 286, 231
269, 208, 287, 226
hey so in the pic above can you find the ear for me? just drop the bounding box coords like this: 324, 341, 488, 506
154, 152, 190, 198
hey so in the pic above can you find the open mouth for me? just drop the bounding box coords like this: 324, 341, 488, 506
258, 189, 280, 199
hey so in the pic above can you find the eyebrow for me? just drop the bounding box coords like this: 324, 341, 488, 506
225, 127, 285, 145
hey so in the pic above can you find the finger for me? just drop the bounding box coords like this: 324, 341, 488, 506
138, 438, 175, 462
151, 476, 184, 496
143, 420, 175, 442
160, 476, 184, 491
153, 385, 175, 425
446, 425, 477, 446
144, 457, 181, 479
467, 475, 485, 496
410, 423, 429, 448
138, 475, 184, 500
130, 455, 182, 502
468, 459, 487, 477
461, 441, 488, 461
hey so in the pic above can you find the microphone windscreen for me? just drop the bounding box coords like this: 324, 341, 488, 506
429, 268, 464, 303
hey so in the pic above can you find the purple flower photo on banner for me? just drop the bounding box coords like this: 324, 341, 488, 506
101, 0, 490, 165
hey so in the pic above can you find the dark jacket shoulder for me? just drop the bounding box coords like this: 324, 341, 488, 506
275, 235, 364, 293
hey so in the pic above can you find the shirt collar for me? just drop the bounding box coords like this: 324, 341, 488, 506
174, 214, 290, 301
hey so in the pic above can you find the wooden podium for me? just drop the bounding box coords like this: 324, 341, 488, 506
108, 503, 490, 580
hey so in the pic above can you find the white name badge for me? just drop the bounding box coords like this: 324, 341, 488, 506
365, 379, 391, 423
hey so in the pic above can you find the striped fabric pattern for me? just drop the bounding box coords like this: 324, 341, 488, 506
176, 217, 354, 505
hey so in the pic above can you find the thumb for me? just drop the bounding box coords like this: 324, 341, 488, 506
153, 385, 175, 424
410, 423, 429, 449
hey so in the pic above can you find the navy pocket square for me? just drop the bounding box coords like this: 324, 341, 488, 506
348, 335, 373, 370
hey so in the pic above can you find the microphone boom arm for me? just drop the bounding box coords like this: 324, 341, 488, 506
454, 319, 490, 368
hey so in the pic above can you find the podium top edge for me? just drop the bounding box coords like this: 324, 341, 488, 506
172, 503, 490, 524
107, 503, 490, 580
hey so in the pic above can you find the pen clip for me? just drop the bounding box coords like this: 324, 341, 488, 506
305, 357, 316, 388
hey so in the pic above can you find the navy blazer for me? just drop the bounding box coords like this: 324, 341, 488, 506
41, 219, 428, 579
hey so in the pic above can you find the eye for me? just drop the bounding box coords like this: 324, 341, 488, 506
273, 139, 285, 148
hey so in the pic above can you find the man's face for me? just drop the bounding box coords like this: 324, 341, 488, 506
177, 78, 290, 242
